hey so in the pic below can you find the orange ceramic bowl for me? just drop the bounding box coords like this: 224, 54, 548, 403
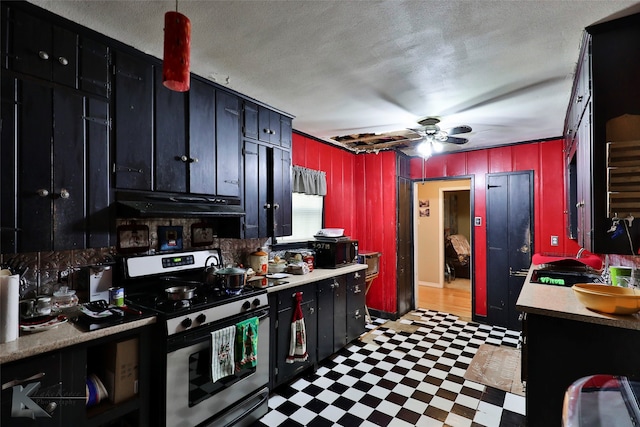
572, 283, 640, 315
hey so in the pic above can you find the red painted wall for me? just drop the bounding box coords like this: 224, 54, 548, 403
410, 139, 580, 316
292, 133, 398, 313
293, 132, 576, 318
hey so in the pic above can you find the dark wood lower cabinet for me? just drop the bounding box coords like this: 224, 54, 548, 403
0, 327, 151, 427
269, 269, 368, 390
317, 278, 347, 361
523, 313, 640, 427
346, 271, 366, 343
270, 283, 317, 390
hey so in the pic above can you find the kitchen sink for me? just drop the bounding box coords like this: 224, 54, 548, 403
530, 268, 602, 287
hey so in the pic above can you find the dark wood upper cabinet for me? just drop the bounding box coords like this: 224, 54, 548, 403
189, 78, 217, 195
244, 101, 292, 148
1, 2, 294, 252
215, 91, 241, 198
271, 148, 292, 237
242, 143, 292, 239
243, 141, 269, 239
564, 14, 640, 254
280, 116, 292, 149
78, 37, 110, 98
1, 76, 110, 253
113, 50, 153, 191
5, 7, 77, 87
243, 101, 260, 140
155, 67, 188, 193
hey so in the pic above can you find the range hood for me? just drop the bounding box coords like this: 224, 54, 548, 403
116, 191, 245, 218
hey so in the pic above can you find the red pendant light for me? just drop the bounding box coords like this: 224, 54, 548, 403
162, 2, 191, 92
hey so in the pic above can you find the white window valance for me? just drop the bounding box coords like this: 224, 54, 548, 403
292, 166, 327, 196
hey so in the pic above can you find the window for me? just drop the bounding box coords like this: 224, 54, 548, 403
277, 193, 323, 243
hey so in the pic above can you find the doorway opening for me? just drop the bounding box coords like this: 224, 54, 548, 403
414, 179, 472, 320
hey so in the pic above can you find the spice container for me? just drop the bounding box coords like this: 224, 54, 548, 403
249, 248, 268, 275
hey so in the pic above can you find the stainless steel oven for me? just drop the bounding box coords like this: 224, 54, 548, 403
119, 250, 270, 427
166, 307, 270, 427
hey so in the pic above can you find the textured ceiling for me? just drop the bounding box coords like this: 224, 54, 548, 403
28, 0, 640, 156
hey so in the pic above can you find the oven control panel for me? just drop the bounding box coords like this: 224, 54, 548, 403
162, 254, 195, 268
125, 249, 221, 278
165, 292, 269, 336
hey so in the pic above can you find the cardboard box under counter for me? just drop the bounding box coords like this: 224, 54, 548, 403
104, 337, 139, 404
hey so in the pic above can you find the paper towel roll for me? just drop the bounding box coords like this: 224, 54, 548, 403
0, 274, 20, 343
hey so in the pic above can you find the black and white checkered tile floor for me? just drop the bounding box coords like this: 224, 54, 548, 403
253, 309, 525, 427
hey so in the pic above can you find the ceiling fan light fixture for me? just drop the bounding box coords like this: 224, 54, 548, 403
432, 140, 445, 153
435, 130, 448, 142
417, 140, 432, 158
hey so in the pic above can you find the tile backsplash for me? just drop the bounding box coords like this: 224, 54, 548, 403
2, 217, 271, 298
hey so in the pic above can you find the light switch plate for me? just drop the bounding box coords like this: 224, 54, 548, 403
551, 235, 559, 246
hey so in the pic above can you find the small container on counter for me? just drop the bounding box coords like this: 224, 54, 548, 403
52, 286, 79, 310
109, 287, 124, 307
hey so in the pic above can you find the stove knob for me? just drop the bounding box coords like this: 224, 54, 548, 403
242, 301, 251, 310
252, 298, 261, 307
182, 318, 193, 328
196, 313, 206, 324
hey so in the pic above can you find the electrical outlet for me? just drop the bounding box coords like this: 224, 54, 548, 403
551, 235, 559, 246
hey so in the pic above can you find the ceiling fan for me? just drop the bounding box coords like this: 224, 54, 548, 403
410, 117, 472, 157
330, 116, 472, 155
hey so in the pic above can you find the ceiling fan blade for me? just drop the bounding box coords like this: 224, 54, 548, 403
445, 136, 469, 145
447, 125, 472, 136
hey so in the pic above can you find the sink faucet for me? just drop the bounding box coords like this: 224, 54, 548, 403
576, 248, 586, 259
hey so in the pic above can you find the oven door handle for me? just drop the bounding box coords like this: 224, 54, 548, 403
168, 307, 270, 350
223, 387, 269, 427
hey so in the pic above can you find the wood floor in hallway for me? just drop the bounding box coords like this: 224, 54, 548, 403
417, 278, 472, 321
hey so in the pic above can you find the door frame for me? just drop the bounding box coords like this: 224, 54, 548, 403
412, 176, 474, 315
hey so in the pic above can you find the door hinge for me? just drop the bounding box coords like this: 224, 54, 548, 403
82, 115, 109, 126
487, 184, 501, 189
274, 319, 278, 329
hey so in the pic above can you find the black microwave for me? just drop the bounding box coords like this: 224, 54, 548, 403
309, 239, 358, 268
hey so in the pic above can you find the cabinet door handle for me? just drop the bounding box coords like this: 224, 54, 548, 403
354, 272, 361, 278
576, 95, 583, 103
309, 307, 314, 314
59, 188, 70, 199
179, 155, 189, 162
263, 203, 271, 209
38, 50, 49, 60
58, 56, 69, 66
273, 203, 280, 210
36, 188, 49, 197
190, 157, 199, 163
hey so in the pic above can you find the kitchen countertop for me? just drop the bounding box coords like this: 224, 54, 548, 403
0, 312, 156, 365
516, 264, 640, 330
250, 264, 368, 293
1, 266, 367, 365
